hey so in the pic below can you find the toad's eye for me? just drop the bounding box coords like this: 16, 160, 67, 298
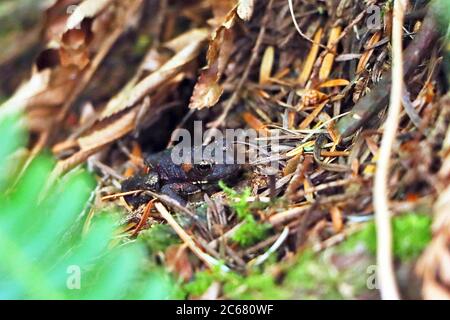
194, 161, 213, 175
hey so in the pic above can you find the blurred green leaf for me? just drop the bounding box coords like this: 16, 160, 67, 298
0, 115, 175, 299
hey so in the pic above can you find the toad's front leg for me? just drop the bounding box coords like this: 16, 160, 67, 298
160, 182, 201, 205
121, 172, 160, 208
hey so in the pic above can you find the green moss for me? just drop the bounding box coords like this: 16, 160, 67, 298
285, 248, 372, 299
231, 215, 271, 247
140, 224, 181, 254
183, 247, 371, 300
223, 272, 287, 300
219, 181, 272, 247
183, 267, 287, 299
285, 251, 341, 299
219, 181, 252, 219
183, 270, 215, 296
392, 213, 432, 259
342, 213, 432, 260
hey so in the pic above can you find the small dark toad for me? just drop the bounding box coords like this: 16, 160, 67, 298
121, 140, 242, 206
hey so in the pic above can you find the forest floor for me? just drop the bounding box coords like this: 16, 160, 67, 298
0, 0, 449, 300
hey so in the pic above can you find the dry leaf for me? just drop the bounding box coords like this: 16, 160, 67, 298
103, 32, 207, 118
319, 78, 350, 88
50, 29, 206, 176
0, 0, 140, 129
298, 28, 323, 86
356, 31, 381, 74
417, 183, 450, 299
209, 0, 236, 27
124, 36, 207, 108
200, 282, 221, 300
189, 14, 236, 110
78, 110, 138, 151
304, 178, 314, 202
319, 26, 342, 81
59, 27, 92, 69
0, 70, 52, 118
164, 28, 209, 52
259, 46, 275, 84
